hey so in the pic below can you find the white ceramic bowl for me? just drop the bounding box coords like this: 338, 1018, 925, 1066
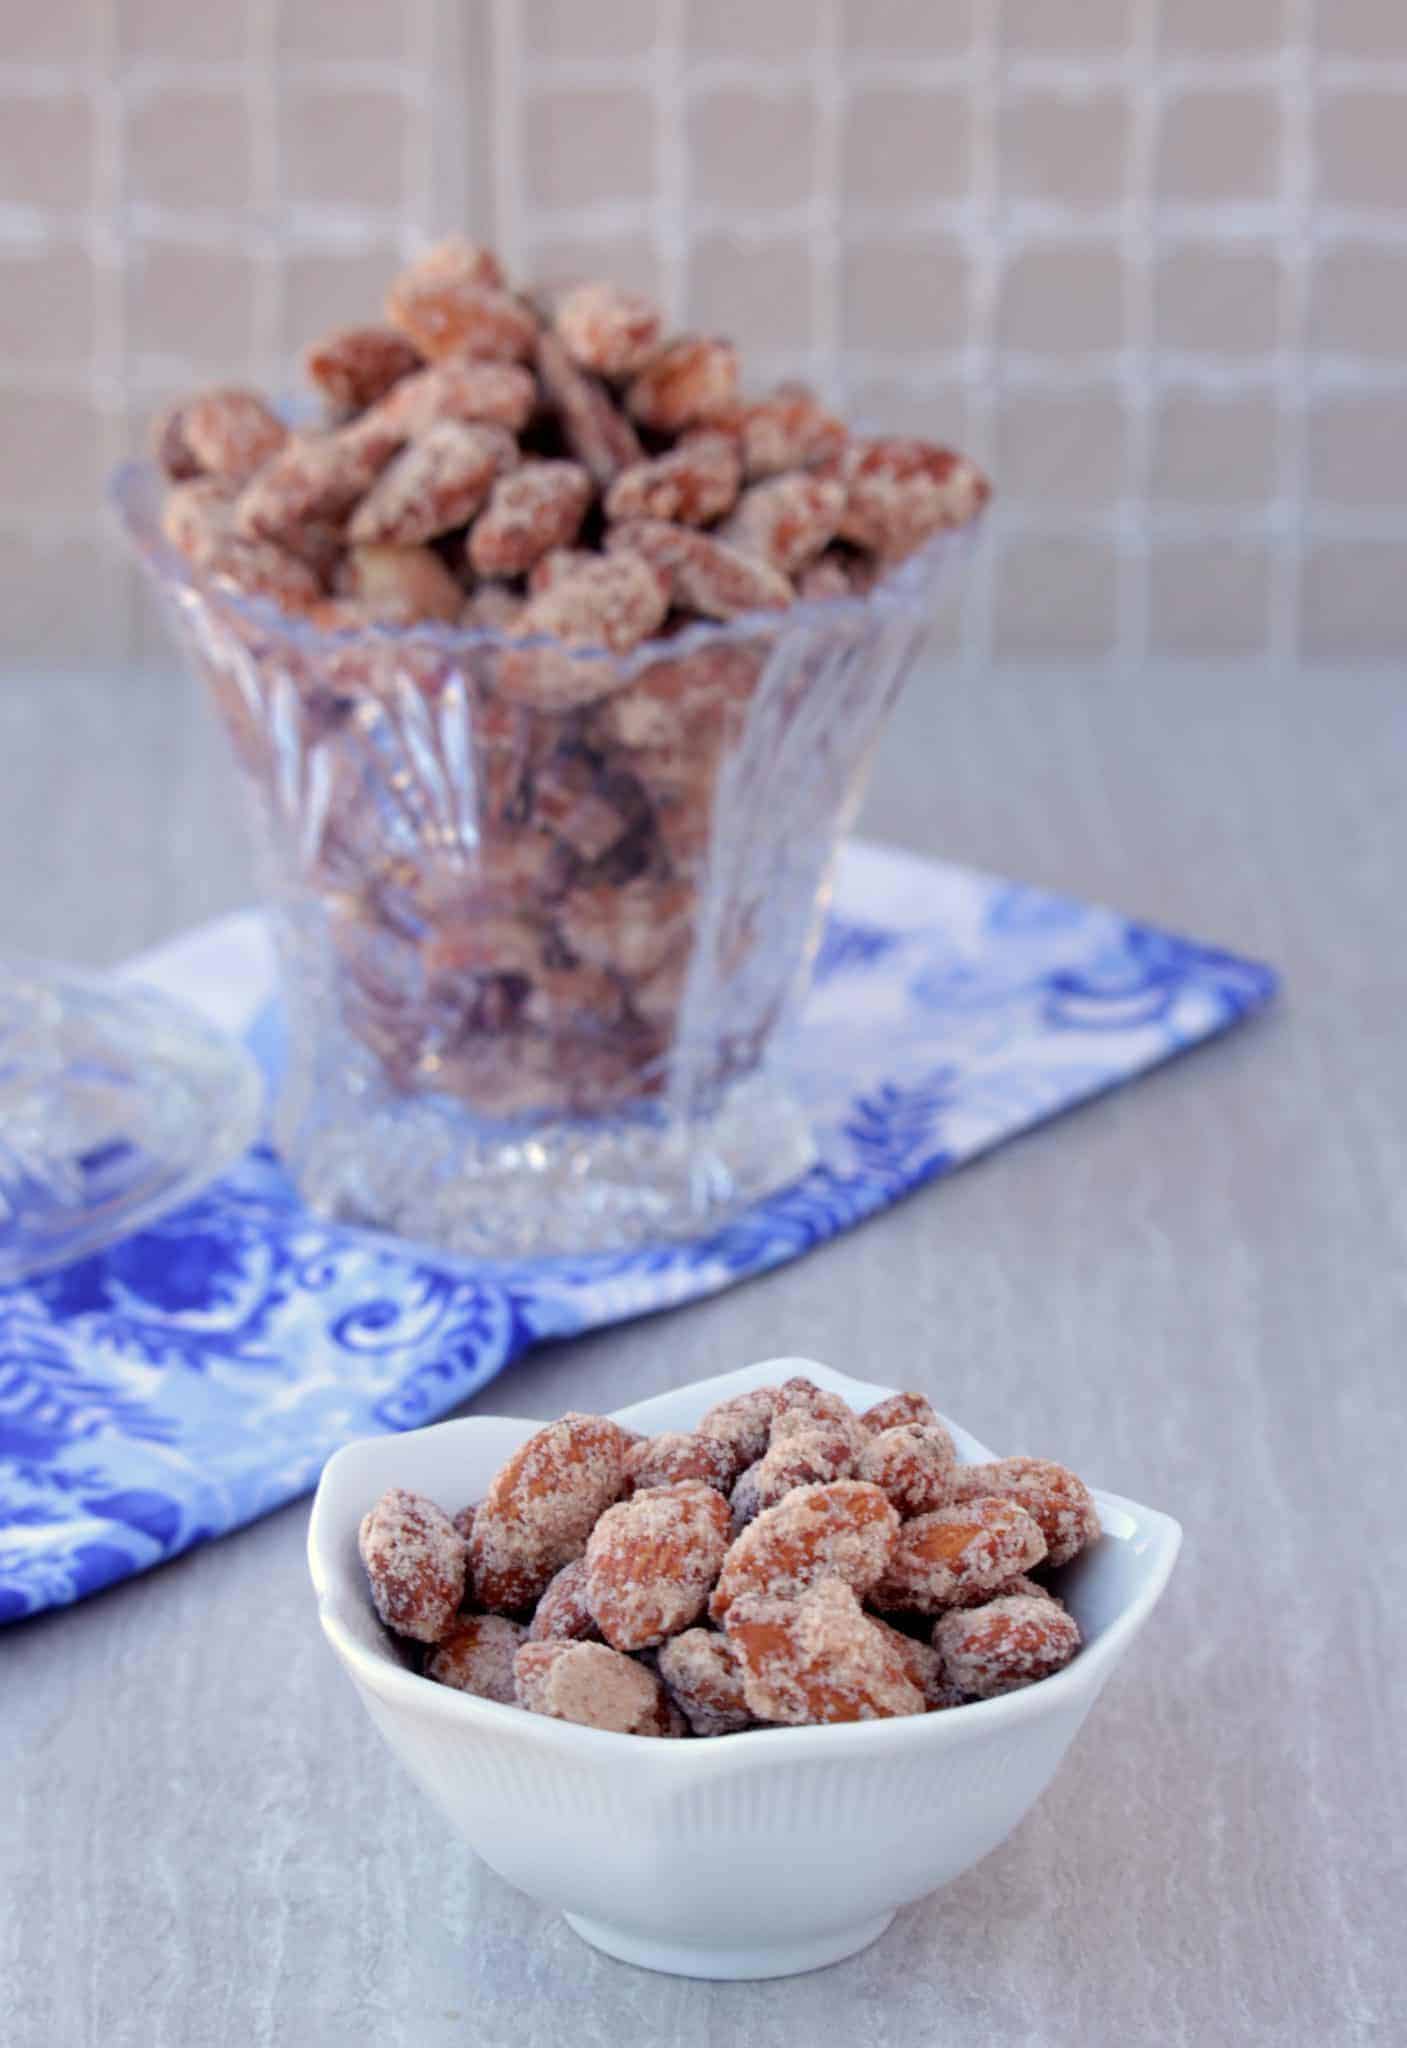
307, 1358, 1181, 1980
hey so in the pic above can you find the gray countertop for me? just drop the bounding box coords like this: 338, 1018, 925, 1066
1, 659, 1403, 2047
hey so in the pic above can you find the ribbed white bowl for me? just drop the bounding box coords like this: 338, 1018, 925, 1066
307, 1358, 1181, 1980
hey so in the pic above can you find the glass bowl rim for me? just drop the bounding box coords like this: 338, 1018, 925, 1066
109, 457, 981, 677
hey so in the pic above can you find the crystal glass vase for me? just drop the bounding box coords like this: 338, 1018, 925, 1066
115, 461, 972, 1256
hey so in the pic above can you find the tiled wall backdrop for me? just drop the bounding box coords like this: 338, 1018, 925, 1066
4, 0, 1405, 669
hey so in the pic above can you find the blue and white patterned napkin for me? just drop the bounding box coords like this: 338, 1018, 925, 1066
0, 841, 1275, 1623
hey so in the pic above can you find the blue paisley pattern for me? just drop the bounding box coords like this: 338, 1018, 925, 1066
0, 848, 1276, 1622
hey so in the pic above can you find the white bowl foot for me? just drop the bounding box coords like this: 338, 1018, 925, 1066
561, 1908, 896, 1980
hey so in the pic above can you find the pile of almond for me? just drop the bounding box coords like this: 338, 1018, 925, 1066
154, 235, 989, 649
358, 1376, 1096, 1737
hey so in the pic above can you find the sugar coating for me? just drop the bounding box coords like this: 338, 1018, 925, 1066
514, 553, 670, 655
626, 335, 740, 435
860, 1391, 937, 1435
426, 1614, 526, 1703
752, 1422, 856, 1511
358, 1487, 468, 1644
467, 460, 593, 578
935, 1595, 1082, 1699
729, 385, 848, 481
526, 1558, 599, 1642
857, 1422, 958, 1519
835, 436, 991, 560
555, 281, 663, 380
304, 324, 422, 415
535, 330, 644, 487
469, 1412, 633, 1613
452, 1504, 477, 1543
605, 433, 741, 528
657, 1627, 754, 1736
697, 1387, 778, 1481
729, 1460, 765, 1537
235, 417, 398, 540
513, 1639, 667, 1734
371, 359, 537, 439
607, 520, 792, 620
385, 245, 534, 364
709, 1480, 899, 1625
182, 388, 287, 483
770, 1376, 863, 1447
948, 1457, 1101, 1568
873, 1496, 1047, 1616
348, 420, 517, 546
726, 1579, 925, 1726
626, 1431, 736, 1495
586, 1481, 731, 1650
719, 474, 845, 576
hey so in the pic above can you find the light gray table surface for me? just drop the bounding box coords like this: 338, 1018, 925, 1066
1, 659, 1402, 2047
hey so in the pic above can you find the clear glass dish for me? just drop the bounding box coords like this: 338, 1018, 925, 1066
0, 959, 263, 1285
113, 459, 974, 1256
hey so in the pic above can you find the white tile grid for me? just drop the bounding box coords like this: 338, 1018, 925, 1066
501, 34, 1407, 669
0, 2, 459, 657
4, 12, 1407, 666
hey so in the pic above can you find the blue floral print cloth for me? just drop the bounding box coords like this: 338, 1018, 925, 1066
0, 842, 1275, 1622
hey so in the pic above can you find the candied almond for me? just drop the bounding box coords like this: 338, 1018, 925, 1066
557, 874, 695, 980
467, 459, 592, 578
358, 1486, 467, 1643
752, 1423, 856, 1511
947, 1457, 1100, 1568
426, 1615, 526, 1703
719, 473, 845, 576
160, 476, 237, 563
514, 552, 669, 654
990, 1572, 1063, 1607
348, 420, 517, 546
730, 383, 847, 480
935, 1594, 1081, 1699
527, 1558, 599, 1642
555, 280, 663, 379
203, 534, 323, 612
585, 1481, 731, 1650
513, 1639, 668, 1735
338, 542, 464, 624
536, 329, 643, 486
835, 436, 990, 561
657, 1627, 754, 1736
709, 1479, 899, 1625
236, 417, 399, 540
527, 547, 595, 596
370, 359, 537, 439
772, 1375, 861, 1438
305, 324, 423, 415
604, 433, 741, 528
460, 582, 525, 631
727, 1579, 924, 1726
626, 1431, 736, 1495
181, 387, 288, 483
872, 1496, 1047, 1616
860, 1391, 937, 1434
607, 520, 793, 620
857, 1422, 958, 1519
469, 1412, 634, 1613
386, 241, 535, 363
697, 1386, 777, 1479
626, 335, 739, 435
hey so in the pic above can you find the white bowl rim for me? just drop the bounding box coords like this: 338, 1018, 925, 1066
308, 1356, 1182, 1770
